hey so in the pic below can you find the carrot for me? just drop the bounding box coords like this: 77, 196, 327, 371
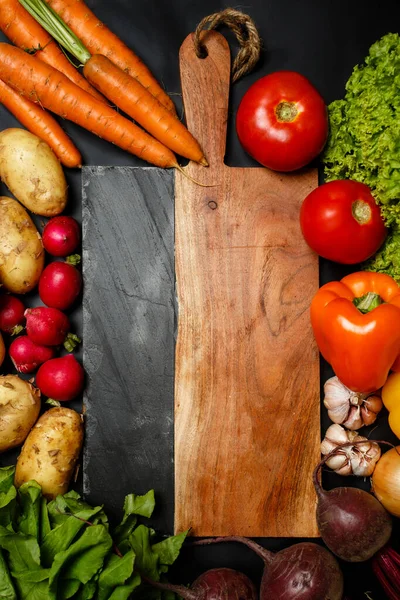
46, 0, 177, 115
0, 0, 106, 104
19, 0, 208, 166
84, 54, 207, 165
0, 78, 82, 168
0, 43, 179, 169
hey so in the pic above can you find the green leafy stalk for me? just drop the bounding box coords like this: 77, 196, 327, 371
64, 333, 82, 352
18, 0, 91, 64
0, 471, 184, 599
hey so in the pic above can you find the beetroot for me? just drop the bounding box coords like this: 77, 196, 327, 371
0, 295, 25, 333
313, 442, 393, 562
35, 354, 84, 401
25, 307, 70, 346
191, 537, 343, 600
9, 335, 55, 373
144, 568, 257, 599
42, 216, 80, 257
39, 262, 82, 310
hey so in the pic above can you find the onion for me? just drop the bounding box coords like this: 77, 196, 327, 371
372, 446, 400, 517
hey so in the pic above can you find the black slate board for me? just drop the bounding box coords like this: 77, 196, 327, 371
82, 166, 175, 533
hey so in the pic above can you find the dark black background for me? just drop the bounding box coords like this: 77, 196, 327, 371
1, 0, 400, 597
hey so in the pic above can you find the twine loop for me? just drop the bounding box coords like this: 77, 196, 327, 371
193, 8, 262, 82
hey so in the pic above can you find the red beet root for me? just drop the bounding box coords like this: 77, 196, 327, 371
313, 442, 393, 562
36, 354, 84, 401
145, 568, 257, 600
25, 307, 70, 346
39, 262, 82, 310
0, 295, 25, 333
42, 216, 80, 257
191, 537, 343, 600
9, 336, 55, 373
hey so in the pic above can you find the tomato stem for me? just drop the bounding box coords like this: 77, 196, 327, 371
275, 101, 298, 122
352, 199, 372, 225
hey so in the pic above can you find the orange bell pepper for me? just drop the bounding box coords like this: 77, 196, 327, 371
311, 272, 400, 393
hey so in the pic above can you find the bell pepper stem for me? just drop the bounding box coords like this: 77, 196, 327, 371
353, 292, 382, 313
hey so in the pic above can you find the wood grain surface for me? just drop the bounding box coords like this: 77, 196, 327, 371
174, 31, 320, 537
82, 166, 175, 531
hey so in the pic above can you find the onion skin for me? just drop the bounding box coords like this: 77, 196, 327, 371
261, 542, 343, 600
372, 447, 400, 518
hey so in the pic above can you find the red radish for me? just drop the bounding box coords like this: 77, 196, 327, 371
42, 216, 81, 257
25, 307, 70, 346
39, 262, 82, 310
36, 354, 84, 401
0, 295, 25, 334
9, 335, 55, 373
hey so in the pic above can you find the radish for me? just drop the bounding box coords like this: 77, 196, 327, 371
313, 442, 393, 562
39, 262, 82, 310
35, 354, 84, 402
9, 335, 55, 373
0, 295, 25, 334
25, 307, 68, 344
42, 216, 80, 257
144, 568, 258, 599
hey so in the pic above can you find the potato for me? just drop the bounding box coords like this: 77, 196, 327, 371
0, 375, 41, 454
15, 407, 84, 499
0, 196, 45, 294
0, 128, 67, 216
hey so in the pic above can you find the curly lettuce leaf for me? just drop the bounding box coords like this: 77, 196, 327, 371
323, 32, 400, 230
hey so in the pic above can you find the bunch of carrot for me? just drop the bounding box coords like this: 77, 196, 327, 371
0, 0, 207, 170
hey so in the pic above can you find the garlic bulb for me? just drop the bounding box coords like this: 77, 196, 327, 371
321, 423, 381, 476
323, 376, 383, 430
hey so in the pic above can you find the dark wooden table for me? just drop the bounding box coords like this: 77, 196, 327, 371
1, 1, 399, 597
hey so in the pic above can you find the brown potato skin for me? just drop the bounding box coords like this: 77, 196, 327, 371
0, 196, 45, 294
0, 128, 67, 217
0, 375, 41, 453
15, 407, 84, 499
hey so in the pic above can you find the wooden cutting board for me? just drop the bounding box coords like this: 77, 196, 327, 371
174, 31, 320, 537
82, 30, 320, 538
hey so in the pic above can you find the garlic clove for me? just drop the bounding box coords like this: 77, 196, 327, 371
361, 395, 383, 426
326, 452, 350, 474
323, 423, 349, 445
342, 405, 364, 430
327, 403, 352, 425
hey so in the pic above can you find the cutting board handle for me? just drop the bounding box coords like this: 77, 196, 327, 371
179, 31, 231, 169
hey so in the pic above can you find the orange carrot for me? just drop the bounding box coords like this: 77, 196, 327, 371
0, 43, 178, 169
84, 54, 207, 165
18, 0, 208, 166
0, 0, 106, 104
0, 78, 82, 168
46, 0, 177, 115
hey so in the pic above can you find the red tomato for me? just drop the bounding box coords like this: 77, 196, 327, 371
236, 71, 328, 171
300, 180, 387, 264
